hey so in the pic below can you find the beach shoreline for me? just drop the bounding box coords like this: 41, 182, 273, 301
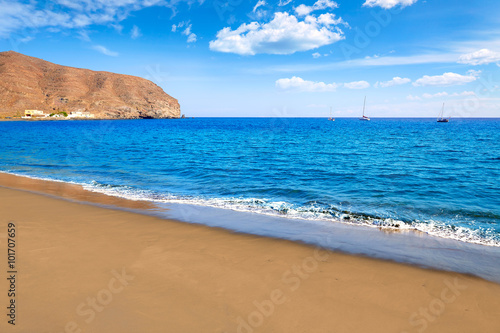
2, 171, 500, 284
1, 174, 500, 332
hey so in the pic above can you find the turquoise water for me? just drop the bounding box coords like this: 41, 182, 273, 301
1, 118, 499, 246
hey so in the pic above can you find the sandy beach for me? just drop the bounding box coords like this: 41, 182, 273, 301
0, 175, 499, 333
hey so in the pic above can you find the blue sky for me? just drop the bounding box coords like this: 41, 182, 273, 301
1, 0, 499, 117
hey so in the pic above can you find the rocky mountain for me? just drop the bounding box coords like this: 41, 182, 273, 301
0, 51, 180, 119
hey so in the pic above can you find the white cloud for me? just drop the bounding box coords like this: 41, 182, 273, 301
19, 36, 34, 43
0, 1, 73, 38
253, 0, 266, 12
182, 24, 197, 43
344, 81, 370, 89
295, 0, 338, 17
363, 0, 417, 9
406, 95, 422, 101
458, 49, 500, 66
422, 92, 448, 99
131, 25, 141, 39
186, 33, 197, 43
0, 0, 200, 39
92, 45, 118, 56
453, 91, 476, 97
172, 21, 197, 43
172, 21, 187, 32
111, 23, 123, 33
312, 52, 321, 58
276, 77, 374, 92
294, 5, 312, 17
276, 76, 339, 92
413, 71, 480, 87
77, 30, 91, 41
251, 0, 268, 19
410, 91, 476, 100
278, 0, 292, 6
376, 76, 411, 87
209, 12, 345, 55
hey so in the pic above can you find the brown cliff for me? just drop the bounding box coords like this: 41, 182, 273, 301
0, 51, 180, 119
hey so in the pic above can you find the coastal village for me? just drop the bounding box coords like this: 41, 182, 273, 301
21, 109, 95, 120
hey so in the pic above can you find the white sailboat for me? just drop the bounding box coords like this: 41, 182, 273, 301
328, 106, 335, 121
437, 103, 450, 122
359, 96, 370, 121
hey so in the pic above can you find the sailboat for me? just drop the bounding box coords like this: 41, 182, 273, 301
437, 103, 450, 122
359, 96, 370, 121
328, 106, 335, 121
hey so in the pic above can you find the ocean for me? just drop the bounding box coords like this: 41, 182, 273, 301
1, 118, 500, 279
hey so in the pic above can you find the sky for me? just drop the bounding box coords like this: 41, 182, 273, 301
1, 0, 500, 117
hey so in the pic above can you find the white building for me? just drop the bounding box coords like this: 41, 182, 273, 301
23, 110, 44, 118
68, 111, 95, 118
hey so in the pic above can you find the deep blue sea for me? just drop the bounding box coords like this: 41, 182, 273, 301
1, 118, 499, 247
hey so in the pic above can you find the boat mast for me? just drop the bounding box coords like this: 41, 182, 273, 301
363, 96, 366, 117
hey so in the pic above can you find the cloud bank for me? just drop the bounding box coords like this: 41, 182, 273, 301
376, 77, 411, 87
458, 49, 500, 66
413, 71, 480, 87
275, 76, 339, 92
0, 0, 202, 38
363, 0, 418, 9
276, 77, 370, 92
